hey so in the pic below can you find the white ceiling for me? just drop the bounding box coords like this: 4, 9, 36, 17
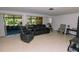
0, 7, 79, 16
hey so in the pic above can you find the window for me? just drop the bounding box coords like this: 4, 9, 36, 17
4, 15, 22, 26
28, 16, 43, 25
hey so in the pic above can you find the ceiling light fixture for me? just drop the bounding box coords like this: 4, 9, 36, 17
48, 8, 54, 10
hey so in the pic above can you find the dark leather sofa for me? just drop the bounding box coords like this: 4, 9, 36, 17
28, 25, 50, 35
20, 25, 50, 43
6, 26, 20, 32
6, 26, 20, 35
20, 26, 34, 43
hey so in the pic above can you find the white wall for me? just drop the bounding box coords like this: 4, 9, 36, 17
43, 17, 50, 24
0, 15, 5, 37
52, 13, 79, 34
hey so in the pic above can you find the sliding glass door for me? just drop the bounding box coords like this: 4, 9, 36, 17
4, 15, 22, 35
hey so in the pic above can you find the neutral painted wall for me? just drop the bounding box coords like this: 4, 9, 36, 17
0, 15, 5, 37
52, 13, 79, 34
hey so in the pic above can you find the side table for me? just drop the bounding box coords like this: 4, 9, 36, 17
67, 37, 79, 52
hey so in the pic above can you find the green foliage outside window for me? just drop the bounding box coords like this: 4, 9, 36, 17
4, 15, 22, 26
28, 16, 43, 25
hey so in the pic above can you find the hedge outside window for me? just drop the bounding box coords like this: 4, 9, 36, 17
28, 16, 43, 25
4, 15, 22, 26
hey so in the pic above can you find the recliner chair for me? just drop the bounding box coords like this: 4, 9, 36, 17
20, 26, 34, 43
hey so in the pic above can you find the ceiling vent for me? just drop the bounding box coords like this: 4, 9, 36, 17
48, 8, 54, 10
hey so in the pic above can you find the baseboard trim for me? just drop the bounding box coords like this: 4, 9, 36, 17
0, 36, 5, 38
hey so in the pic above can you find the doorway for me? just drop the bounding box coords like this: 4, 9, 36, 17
4, 15, 22, 36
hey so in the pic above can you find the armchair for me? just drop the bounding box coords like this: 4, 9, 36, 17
20, 26, 34, 43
